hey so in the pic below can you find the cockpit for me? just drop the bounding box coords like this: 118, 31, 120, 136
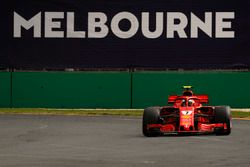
174, 98, 199, 108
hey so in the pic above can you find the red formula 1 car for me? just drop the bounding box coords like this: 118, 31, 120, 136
142, 86, 232, 136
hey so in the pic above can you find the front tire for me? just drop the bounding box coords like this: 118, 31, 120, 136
214, 106, 232, 135
142, 107, 161, 137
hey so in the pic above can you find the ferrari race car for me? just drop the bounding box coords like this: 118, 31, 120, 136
142, 86, 232, 136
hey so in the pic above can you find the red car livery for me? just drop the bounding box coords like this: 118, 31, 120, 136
142, 86, 232, 136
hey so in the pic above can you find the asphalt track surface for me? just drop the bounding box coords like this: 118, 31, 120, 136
0, 115, 249, 167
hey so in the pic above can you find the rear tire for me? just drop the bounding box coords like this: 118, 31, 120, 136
214, 106, 231, 135
142, 107, 161, 137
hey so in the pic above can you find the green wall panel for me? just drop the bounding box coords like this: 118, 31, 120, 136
2, 71, 250, 109
132, 71, 250, 108
0, 72, 11, 107
12, 72, 131, 108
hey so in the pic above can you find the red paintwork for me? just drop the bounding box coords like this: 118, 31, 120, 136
168, 95, 208, 104
147, 91, 229, 134
148, 123, 225, 133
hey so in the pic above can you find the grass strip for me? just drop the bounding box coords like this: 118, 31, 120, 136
0, 108, 143, 116
231, 111, 250, 119
0, 108, 249, 119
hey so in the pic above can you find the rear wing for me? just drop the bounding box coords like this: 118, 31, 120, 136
168, 95, 178, 104
196, 95, 209, 103
168, 95, 209, 104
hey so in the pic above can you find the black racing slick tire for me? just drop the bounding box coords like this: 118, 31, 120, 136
214, 106, 232, 135
142, 107, 161, 137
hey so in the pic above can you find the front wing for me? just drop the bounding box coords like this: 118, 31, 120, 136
147, 123, 228, 135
